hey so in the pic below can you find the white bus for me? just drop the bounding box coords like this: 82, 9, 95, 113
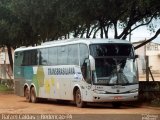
14, 38, 139, 107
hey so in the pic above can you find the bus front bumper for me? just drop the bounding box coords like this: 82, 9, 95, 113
91, 92, 138, 102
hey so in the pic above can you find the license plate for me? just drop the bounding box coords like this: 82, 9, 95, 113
114, 96, 123, 100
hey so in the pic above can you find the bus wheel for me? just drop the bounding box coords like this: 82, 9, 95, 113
75, 89, 86, 108
24, 87, 30, 102
30, 87, 38, 103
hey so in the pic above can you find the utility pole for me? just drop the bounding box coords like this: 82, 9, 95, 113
144, 38, 149, 81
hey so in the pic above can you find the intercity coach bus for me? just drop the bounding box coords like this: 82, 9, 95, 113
14, 38, 139, 107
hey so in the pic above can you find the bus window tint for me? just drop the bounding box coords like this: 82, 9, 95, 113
79, 44, 89, 66
15, 52, 23, 66
22, 51, 30, 66
90, 44, 133, 57
57, 46, 68, 65
22, 50, 38, 66
31, 50, 38, 65
39, 49, 48, 65
48, 47, 57, 65
68, 44, 79, 65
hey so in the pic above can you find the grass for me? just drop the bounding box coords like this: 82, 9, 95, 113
0, 84, 13, 93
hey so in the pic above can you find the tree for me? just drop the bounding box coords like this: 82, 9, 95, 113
0, 0, 160, 71
0, 0, 15, 71
57, 0, 160, 43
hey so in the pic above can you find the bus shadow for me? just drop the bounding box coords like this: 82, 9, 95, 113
86, 103, 141, 109
21, 98, 141, 109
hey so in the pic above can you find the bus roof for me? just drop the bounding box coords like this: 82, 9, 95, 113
15, 38, 131, 52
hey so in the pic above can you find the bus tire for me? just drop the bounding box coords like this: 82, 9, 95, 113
24, 87, 30, 102
75, 89, 86, 108
30, 87, 38, 103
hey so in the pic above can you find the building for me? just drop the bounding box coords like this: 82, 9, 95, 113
0, 47, 14, 80
133, 40, 160, 74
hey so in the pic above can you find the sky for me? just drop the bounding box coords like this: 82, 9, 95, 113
127, 19, 160, 43
69, 19, 160, 44
107, 19, 160, 44
128, 26, 160, 43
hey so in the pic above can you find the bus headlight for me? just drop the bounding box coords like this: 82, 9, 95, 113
129, 89, 138, 93
93, 90, 106, 94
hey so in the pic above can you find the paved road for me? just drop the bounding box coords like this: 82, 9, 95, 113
0, 93, 159, 115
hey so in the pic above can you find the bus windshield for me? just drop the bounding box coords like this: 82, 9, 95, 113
90, 44, 138, 85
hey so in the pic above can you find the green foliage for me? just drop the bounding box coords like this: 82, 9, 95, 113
0, 0, 159, 72
0, 84, 13, 92
0, 0, 160, 46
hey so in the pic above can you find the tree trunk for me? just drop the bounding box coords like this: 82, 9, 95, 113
64, 34, 68, 39
100, 25, 103, 38
103, 25, 109, 38
67, 33, 70, 39
6, 44, 13, 72
93, 27, 100, 38
80, 29, 85, 38
113, 22, 118, 39
86, 26, 90, 38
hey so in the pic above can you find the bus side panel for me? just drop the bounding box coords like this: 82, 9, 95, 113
34, 66, 62, 99
14, 79, 24, 96
36, 66, 79, 100
14, 66, 25, 96
59, 75, 72, 100
37, 66, 73, 100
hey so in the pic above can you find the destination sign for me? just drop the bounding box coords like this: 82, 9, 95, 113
48, 67, 75, 75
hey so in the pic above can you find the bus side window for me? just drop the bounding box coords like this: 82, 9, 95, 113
48, 47, 58, 65
68, 44, 79, 65
31, 50, 38, 65
15, 52, 23, 66
57, 46, 68, 65
22, 51, 29, 66
39, 48, 48, 65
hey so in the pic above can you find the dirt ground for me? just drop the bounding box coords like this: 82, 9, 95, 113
0, 74, 160, 116
0, 93, 160, 115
